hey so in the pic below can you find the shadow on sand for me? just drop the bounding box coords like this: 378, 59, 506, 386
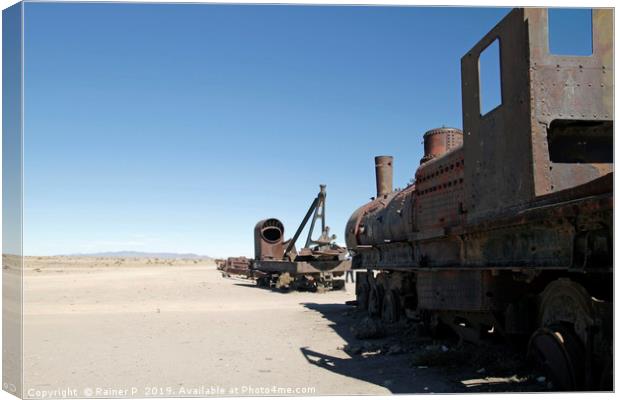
231, 281, 293, 295
299, 302, 543, 394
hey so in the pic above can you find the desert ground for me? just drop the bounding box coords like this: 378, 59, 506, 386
14, 256, 544, 398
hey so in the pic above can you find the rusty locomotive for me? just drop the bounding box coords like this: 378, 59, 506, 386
345, 9, 612, 390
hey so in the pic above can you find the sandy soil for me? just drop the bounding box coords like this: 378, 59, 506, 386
19, 257, 542, 398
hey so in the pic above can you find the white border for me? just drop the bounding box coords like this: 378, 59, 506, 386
0, 2, 617, 400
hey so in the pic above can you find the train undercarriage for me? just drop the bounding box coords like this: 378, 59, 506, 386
255, 269, 346, 292
355, 269, 612, 390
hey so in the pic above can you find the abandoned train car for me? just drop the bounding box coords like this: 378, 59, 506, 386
253, 186, 351, 291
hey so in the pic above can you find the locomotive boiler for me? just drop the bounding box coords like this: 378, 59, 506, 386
346, 8, 612, 390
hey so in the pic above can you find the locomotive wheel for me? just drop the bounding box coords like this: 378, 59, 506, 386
528, 324, 585, 390
381, 289, 400, 323
528, 279, 593, 390
256, 276, 269, 288
332, 279, 345, 291
598, 358, 613, 390
538, 279, 593, 345
368, 285, 382, 316
368, 274, 386, 317
357, 282, 370, 310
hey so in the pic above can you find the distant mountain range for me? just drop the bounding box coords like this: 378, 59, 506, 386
65, 251, 212, 260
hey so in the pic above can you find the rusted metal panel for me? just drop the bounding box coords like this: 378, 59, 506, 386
459, 189, 612, 269
356, 188, 416, 246
351, 185, 612, 271
415, 148, 465, 232
253, 259, 351, 275
527, 9, 613, 195
416, 270, 525, 311
383, 186, 416, 242
461, 9, 613, 223
222, 256, 253, 276
461, 219, 575, 268
345, 192, 395, 247
344, 199, 377, 249
461, 9, 535, 222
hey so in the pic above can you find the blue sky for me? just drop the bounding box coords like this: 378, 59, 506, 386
21, 4, 593, 257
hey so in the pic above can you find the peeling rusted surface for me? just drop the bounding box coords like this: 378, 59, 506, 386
460, 9, 613, 222
374, 156, 394, 198
420, 127, 463, 165
254, 218, 285, 261
253, 259, 350, 275
221, 256, 253, 277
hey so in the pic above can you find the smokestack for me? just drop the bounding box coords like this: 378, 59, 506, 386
254, 218, 285, 260
374, 155, 393, 198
